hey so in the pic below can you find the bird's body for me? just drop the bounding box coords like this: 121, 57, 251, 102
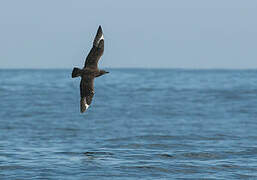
72, 26, 109, 113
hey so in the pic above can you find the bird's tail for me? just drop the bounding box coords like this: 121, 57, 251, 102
72, 67, 83, 78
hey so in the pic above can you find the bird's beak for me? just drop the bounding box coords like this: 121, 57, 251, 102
105, 71, 109, 74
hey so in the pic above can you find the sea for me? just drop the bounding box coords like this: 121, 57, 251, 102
0, 69, 257, 179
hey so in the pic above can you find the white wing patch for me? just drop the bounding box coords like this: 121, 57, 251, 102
100, 34, 104, 40
96, 34, 104, 45
84, 98, 89, 110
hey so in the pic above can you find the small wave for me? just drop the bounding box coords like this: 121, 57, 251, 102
119, 165, 172, 173
157, 153, 175, 159
55, 151, 82, 156
224, 147, 257, 157
106, 134, 236, 143
54, 127, 80, 131
0, 165, 29, 171
234, 173, 257, 179
180, 152, 224, 160
106, 135, 181, 142
84, 151, 114, 156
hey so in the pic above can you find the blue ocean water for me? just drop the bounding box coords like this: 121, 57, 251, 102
0, 69, 257, 179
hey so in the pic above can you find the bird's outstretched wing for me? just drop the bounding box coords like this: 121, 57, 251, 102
84, 26, 104, 69
80, 76, 95, 113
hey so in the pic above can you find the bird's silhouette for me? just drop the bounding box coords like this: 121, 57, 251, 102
72, 26, 109, 113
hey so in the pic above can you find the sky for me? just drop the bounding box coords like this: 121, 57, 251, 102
0, 0, 257, 69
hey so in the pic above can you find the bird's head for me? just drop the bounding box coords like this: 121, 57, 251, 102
100, 70, 109, 75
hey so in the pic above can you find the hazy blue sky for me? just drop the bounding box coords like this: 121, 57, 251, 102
0, 0, 257, 69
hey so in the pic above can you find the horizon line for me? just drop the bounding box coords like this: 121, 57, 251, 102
1, 67, 257, 70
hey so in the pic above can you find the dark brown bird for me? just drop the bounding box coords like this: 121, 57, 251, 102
72, 26, 109, 113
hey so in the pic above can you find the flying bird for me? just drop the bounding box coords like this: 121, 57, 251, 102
72, 26, 109, 113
